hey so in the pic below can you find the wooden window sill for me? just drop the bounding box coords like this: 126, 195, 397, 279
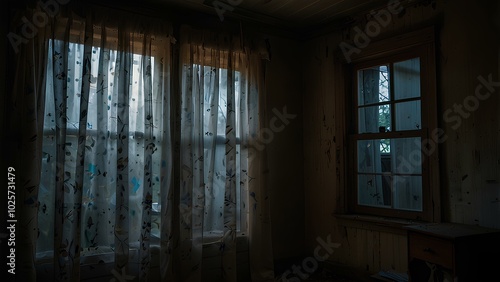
335, 214, 428, 235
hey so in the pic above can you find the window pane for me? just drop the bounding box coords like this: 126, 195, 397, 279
217, 68, 228, 136
392, 137, 422, 174
358, 138, 422, 175
358, 65, 390, 106
201, 66, 241, 138
358, 139, 391, 173
203, 141, 226, 233
358, 104, 391, 133
393, 175, 422, 211
394, 58, 420, 100
358, 174, 392, 208
199, 65, 242, 234
395, 100, 421, 131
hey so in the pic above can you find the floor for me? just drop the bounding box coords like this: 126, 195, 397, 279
274, 258, 381, 282
298, 268, 405, 282
275, 268, 364, 282
301, 270, 361, 282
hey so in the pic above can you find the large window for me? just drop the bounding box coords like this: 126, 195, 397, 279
38, 41, 247, 262
37, 38, 167, 261
347, 29, 439, 221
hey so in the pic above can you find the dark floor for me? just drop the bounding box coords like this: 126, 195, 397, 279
273, 258, 392, 282
300, 269, 361, 282
298, 268, 406, 282
275, 268, 363, 282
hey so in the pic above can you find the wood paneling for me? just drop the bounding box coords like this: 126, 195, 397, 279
303, 0, 499, 276
264, 35, 305, 260
438, 0, 500, 229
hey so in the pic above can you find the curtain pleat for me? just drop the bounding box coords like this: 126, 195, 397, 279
246, 55, 275, 281
139, 33, 153, 282
51, 22, 72, 282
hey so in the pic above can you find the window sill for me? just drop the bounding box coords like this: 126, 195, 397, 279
36, 233, 249, 265
335, 214, 428, 235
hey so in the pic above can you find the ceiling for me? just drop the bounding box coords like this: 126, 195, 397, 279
147, 0, 392, 30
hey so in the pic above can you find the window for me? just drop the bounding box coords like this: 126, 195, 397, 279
38, 38, 167, 261
347, 28, 439, 221
191, 64, 245, 236
38, 41, 247, 261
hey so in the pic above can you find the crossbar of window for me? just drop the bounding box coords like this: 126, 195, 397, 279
351, 130, 424, 140
356, 96, 421, 108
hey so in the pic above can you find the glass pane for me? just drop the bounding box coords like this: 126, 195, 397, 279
394, 58, 420, 100
201, 67, 241, 138
358, 174, 392, 208
218, 68, 228, 136
358, 139, 392, 173
358, 104, 391, 133
393, 175, 422, 211
395, 100, 421, 131
392, 137, 422, 174
358, 65, 390, 106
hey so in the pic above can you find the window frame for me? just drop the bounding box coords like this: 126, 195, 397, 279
345, 27, 440, 222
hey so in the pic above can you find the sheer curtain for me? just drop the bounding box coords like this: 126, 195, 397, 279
35, 6, 173, 281
177, 26, 274, 282
10, 3, 273, 281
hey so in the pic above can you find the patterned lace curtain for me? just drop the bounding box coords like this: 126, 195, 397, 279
35, 6, 174, 281
177, 26, 274, 282
9, 2, 273, 281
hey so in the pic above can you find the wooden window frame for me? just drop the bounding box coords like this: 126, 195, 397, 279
345, 26, 440, 222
